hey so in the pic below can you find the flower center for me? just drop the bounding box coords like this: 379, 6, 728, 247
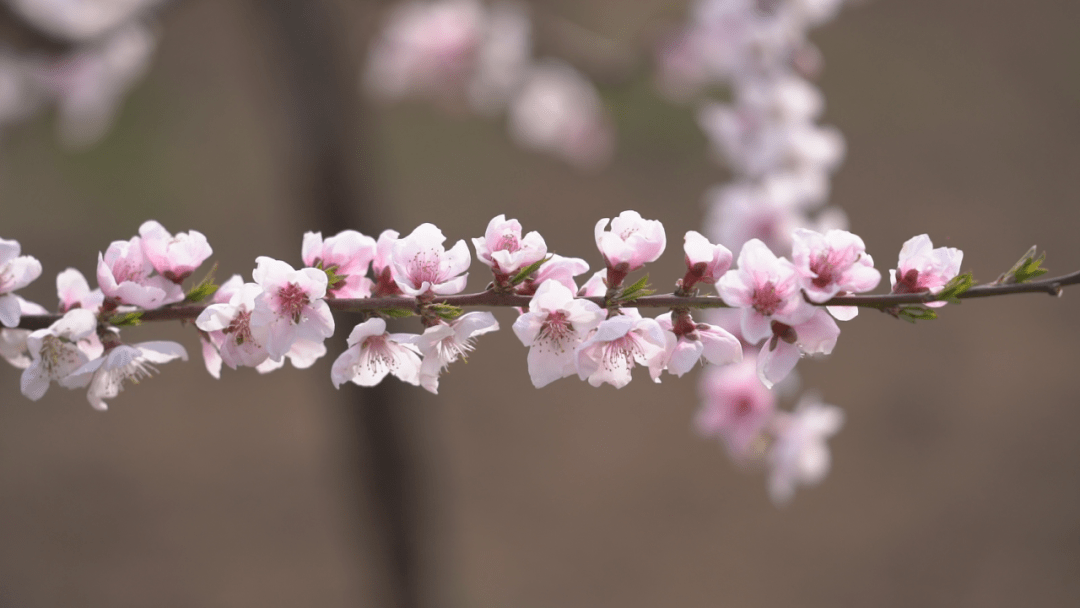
276, 283, 309, 323
535, 311, 573, 352
495, 233, 521, 253
407, 252, 442, 289
602, 334, 641, 371
733, 398, 753, 419
893, 268, 924, 294
224, 309, 255, 345
810, 253, 837, 288
752, 281, 782, 316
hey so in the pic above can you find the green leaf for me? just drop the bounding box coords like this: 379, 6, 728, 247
896, 305, 937, 322
184, 262, 219, 303
108, 311, 144, 327
936, 272, 974, 303
430, 303, 464, 320
996, 246, 1049, 284
621, 274, 650, 296
619, 288, 656, 302
510, 256, 551, 286
380, 308, 416, 319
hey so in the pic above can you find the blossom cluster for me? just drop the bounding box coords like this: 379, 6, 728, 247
363, 0, 614, 168
0, 0, 161, 147
0, 212, 967, 503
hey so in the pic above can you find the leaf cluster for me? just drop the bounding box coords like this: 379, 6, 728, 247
995, 246, 1048, 285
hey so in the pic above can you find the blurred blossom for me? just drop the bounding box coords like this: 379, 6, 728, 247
2, 0, 162, 42
508, 60, 614, 169
767, 394, 845, 505
467, 1, 531, 114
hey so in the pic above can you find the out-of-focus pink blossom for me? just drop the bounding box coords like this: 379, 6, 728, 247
472, 214, 547, 277
512, 280, 604, 388
890, 234, 963, 308
5, 0, 163, 42
391, 223, 470, 297
767, 394, 845, 505
575, 313, 667, 388
717, 238, 814, 346
250, 257, 334, 361
508, 60, 614, 169
302, 229, 377, 299
696, 355, 776, 459
331, 318, 422, 388
138, 220, 213, 284
0, 237, 43, 328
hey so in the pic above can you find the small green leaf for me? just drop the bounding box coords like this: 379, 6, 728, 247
510, 256, 551, 286
936, 272, 974, 302
108, 311, 144, 327
430, 303, 464, 320
620, 288, 656, 302
380, 308, 416, 319
996, 246, 1049, 284
184, 262, 219, 303
621, 274, 650, 297
897, 305, 937, 322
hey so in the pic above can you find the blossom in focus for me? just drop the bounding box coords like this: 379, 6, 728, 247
250, 257, 334, 361
331, 318, 422, 388
890, 234, 963, 308
696, 355, 776, 459
792, 228, 880, 320
655, 312, 742, 379
255, 338, 327, 373
756, 308, 840, 389
717, 238, 814, 346
516, 254, 589, 296
577, 269, 608, 299
196, 279, 270, 372
409, 311, 499, 394
97, 236, 184, 309
57, 267, 104, 313
138, 220, 213, 283
391, 223, 471, 297
472, 214, 547, 278
372, 229, 403, 297
512, 279, 604, 388
575, 313, 667, 388
20, 309, 99, 400
682, 230, 732, 290
508, 60, 614, 169
0, 237, 43, 328
594, 210, 667, 279
65, 340, 188, 411
302, 229, 377, 298
767, 394, 845, 505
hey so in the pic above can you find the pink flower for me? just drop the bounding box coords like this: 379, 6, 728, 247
577, 269, 608, 298
516, 254, 589, 296
594, 210, 667, 284
512, 280, 604, 388
792, 228, 880, 320
96, 236, 184, 310
302, 230, 377, 298
696, 355, 776, 459
472, 214, 547, 277
575, 313, 667, 388
250, 257, 335, 361
254, 338, 327, 374
409, 311, 499, 394
65, 340, 188, 411
655, 312, 742, 378
767, 394, 845, 505
890, 234, 963, 308
756, 308, 840, 389
57, 267, 104, 313
20, 308, 99, 400
717, 238, 814, 345
391, 223, 471, 297
0, 237, 43, 327
372, 230, 403, 297
682, 230, 732, 291
331, 318, 422, 388
138, 220, 213, 283
196, 279, 271, 372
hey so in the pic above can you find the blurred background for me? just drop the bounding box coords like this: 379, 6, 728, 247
1, 0, 1079, 606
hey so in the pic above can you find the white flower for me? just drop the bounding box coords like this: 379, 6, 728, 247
0, 237, 43, 328
472, 214, 547, 277
57, 267, 104, 313
65, 341, 188, 411
302, 229, 377, 298
768, 395, 845, 505
756, 308, 840, 389
512, 280, 604, 388
516, 254, 589, 296
575, 313, 667, 388
594, 210, 667, 273
250, 257, 335, 361
655, 313, 742, 379
1, 297, 49, 370
20, 308, 99, 400
331, 318, 422, 388
196, 281, 270, 371
409, 311, 499, 394
391, 223, 471, 296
